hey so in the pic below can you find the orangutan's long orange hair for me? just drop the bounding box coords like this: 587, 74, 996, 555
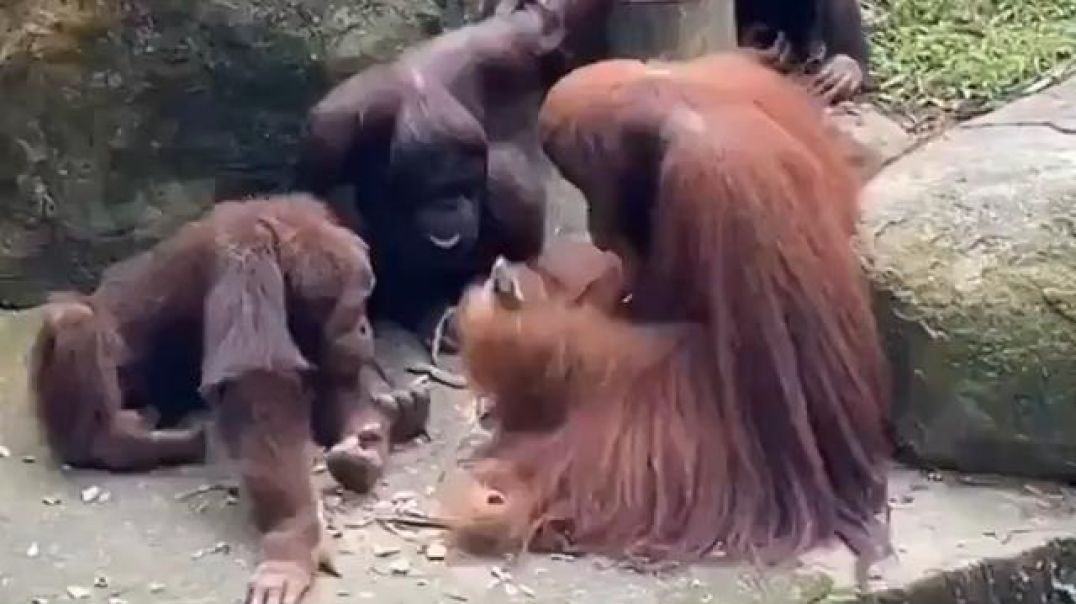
451, 53, 890, 565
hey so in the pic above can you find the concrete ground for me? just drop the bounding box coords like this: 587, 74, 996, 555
2, 310, 1076, 604
3, 83, 1076, 604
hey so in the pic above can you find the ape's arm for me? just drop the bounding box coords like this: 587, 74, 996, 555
294, 68, 403, 199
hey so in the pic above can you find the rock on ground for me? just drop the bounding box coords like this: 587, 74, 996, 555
0, 0, 440, 306
861, 76, 1076, 480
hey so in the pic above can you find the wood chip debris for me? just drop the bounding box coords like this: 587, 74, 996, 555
80, 486, 104, 503
388, 558, 412, 575
65, 586, 91, 599
425, 542, 447, 561
373, 544, 401, 558
175, 482, 237, 501
191, 541, 232, 559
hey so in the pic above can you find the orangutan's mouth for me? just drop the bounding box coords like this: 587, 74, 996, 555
428, 232, 462, 249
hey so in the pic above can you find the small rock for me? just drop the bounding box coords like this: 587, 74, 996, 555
66, 585, 91, 599
81, 486, 102, 503
336, 589, 350, 597
192, 541, 231, 559
26, 542, 40, 558
415, 578, 429, 587
107, 598, 128, 604
22, 455, 36, 464
42, 496, 62, 506
425, 542, 447, 561
93, 573, 110, 588
388, 558, 412, 575
0, 444, 10, 457
373, 544, 401, 558
148, 582, 166, 593
31, 598, 49, 604
225, 495, 239, 506
97, 490, 112, 503
444, 589, 469, 601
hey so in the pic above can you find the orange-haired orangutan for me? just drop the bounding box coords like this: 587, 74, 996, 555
448, 53, 891, 568
29, 194, 429, 604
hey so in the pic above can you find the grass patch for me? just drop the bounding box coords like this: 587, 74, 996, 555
866, 0, 1076, 118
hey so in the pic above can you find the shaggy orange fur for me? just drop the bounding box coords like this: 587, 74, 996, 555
449, 53, 891, 565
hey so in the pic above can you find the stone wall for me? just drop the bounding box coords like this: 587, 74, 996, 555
0, 0, 440, 305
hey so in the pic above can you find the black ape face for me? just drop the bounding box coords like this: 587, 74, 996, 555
385, 134, 487, 267
375, 98, 490, 269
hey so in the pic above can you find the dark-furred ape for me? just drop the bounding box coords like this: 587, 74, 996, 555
294, 0, 614, 349
738, 0, 872, 103
447, 53, 892, 567
29, 195, 429, 604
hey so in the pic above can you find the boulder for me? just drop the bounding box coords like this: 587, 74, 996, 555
0, 0, 440, 306
861, 77, 1076, 479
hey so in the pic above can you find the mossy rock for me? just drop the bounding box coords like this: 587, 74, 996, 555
0, 0, 440, 306
860, 77, 1076, 479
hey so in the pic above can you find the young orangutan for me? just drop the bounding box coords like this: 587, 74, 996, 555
446, 53, 892, 568
29, 194, 429, 604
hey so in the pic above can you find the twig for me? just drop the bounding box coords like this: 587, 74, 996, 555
430, 306, 457, 366
376, 513, 452, 530
407, 363, 467, 389
174, 483, 237, 501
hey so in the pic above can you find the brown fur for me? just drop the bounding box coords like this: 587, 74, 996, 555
29, 194, 389, 604
448, 53, 891, 565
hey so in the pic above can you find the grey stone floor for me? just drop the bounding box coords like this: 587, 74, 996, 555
2, 311, 1076, 604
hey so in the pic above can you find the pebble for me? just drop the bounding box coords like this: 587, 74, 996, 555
26, 542, 40, 558
22, 454, 36, 464
93, 573, 110, 588
425, 542, 447, 561
0, 444, 10, 458
65, 585, 91, 599
107, 599, 129, 604
373, 544, 401, 558
41, 496, 62, 506
388, 558, 412, 575
81, 486, 102, 503
148, 582, 166, 594
31, 598, 49, 604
